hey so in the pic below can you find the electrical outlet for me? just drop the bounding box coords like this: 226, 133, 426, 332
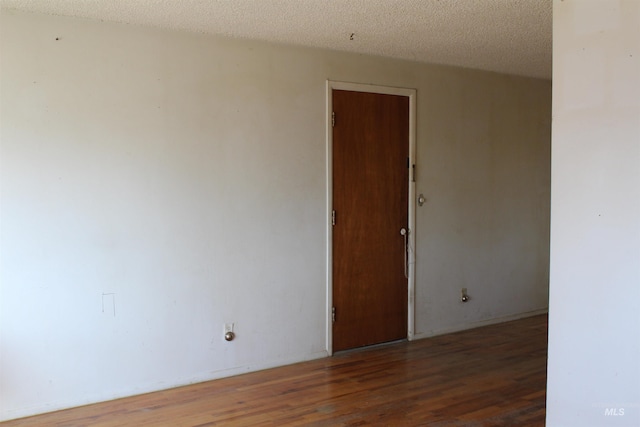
224, 323, 234, 334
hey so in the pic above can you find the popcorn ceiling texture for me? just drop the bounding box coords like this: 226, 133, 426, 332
0, 0, 552, 79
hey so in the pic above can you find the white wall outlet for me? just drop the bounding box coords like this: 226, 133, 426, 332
224, 323, 234, 334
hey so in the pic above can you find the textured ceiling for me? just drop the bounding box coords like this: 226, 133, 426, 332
0, 0, 552, 79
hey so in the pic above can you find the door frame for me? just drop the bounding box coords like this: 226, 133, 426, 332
326, 80, 417, 355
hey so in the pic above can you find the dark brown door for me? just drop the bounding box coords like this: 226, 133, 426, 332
332, 89, 409, 352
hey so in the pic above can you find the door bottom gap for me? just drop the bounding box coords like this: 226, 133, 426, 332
333, 338, 407, 356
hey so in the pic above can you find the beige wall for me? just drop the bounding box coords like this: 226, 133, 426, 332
547, 0, 640, 425
0, 9, 551, 420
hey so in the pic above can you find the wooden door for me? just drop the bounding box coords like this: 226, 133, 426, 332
332, 89, 409, 352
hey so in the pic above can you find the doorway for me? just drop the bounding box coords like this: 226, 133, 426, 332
327, 81, 416, 353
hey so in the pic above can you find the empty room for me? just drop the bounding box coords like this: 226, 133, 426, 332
1, 1, 638, 426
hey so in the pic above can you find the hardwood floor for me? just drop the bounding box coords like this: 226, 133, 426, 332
2, 315, 548, 426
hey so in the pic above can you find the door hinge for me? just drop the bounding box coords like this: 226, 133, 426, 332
332, 306, 336, 322
407, 158, 416, 182
332, 210, 336, 226
332, 111, 335, 127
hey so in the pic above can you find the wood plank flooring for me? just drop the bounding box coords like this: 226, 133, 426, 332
1, 315, 548, 426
